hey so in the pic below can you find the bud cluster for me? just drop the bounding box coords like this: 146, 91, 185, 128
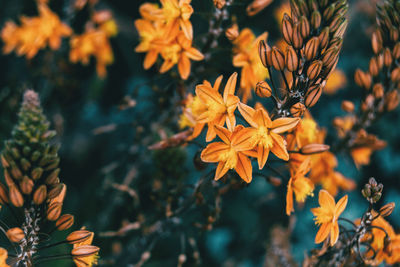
258, 0, 348, 117
361, 177, 383, 204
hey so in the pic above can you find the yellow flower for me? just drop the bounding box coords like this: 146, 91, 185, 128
286, 155, 314, 215
201, 125, 255, 182
0, 248, 9, 267
232, 28, 269, 102
238, 102, 299, 169
311, 190, 348, 246
161, 0, 193, 40
196, 73, 240, 141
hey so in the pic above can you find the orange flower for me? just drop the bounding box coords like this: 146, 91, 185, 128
0, 248, 9, 267
159, 32, 204, 79
238, 102, 299, 169
161, 0, 193, 40
311, 190, 348, 246
201, 125, 255, 182
196, 73, 240, 141
286, 155, 314, 215
232, 28, 269, 102
1, 4, 72, 59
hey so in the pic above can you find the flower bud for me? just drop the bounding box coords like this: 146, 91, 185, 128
372, 83, 384, 98
372, 30, 383, 54
6, 227, 25, 243
292, 24, 303, 49
369, 57, 380, 76
379, 202, 395, 218
255, 81, 272, 97
213, 0, 226, 9
56, 214, 75, 231
31, 167, 43, 180
20, 176, 34, 195
305, 84, 322, 107
67, 230, 93, 244
290, 102, 305, 117
282, 14, 293, 45
311, 10, 321, 29
0, 155, 9, 168
318, 27, 330, 50
354, 69, 372, 89
45, 168, 60, 185
285, 46, 298, 72
322, 47, 338, 67
384, 48, 393, 67
47, 202, 62, 221
33, 185, 47, 205
393, 42, 400, 59
9, 185, 24, 207
48, 183, 65, 200
20, 158, 31, 171
390, 26, 399, 42
0, 182, 9, 204
271, 47, 285, 71
225, 24, 238, 41
71, 245, 100, 257
304, 37, 319, 61
299, 16, 310, 38
246, 0, 273, 16
385, 90, 399, 111
300, 144, 330, 155
341, 101, 354, 113
258, 40, 270, 68
391, 67, 400, 83
323, 4, 335, 21
307, 60, 323, 80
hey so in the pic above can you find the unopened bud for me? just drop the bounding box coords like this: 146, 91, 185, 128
47, 202, 62, 221
271, 47, 285, 71
20, 176, 34, 195
67, 230, 93, 244
9, 185, 24, 207
305, 84, 322, 107
341, 101, 354, 112
300, 144, 330, 155
255, 81, 272, 97
290, 102, 305, 117
373, 83, 384, 98
71, 245, 100, 257
33, 185, 47, 205
213, 0, 226, 9
285, 46, 299, 72
379, 202, 395, 218
56, 214, 75, 231
6, 227, 25, 243
225, 24, 238, 41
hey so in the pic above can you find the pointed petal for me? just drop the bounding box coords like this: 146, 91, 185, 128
223, 72, 238, 102
226, 114, 236, 132
330, 222, 339, 246
231, 127, 256, 151
185, 47, 204, 61
253, 108, 272, 127
191, 123, 205, 139
178, 54, 191, 80
215, 161, 229, 180
318, 190, 336, 212
143, 50, 158, 69
242, 148, 258, 158
257, 144, 270, 169
271, 117, 300, 134
270, 132, 289, 161
159, 59, 175, 73
315, 222, 332, 244
201, 142, 229, 162
205, 123, 217, 142
286, 179, 294, 215
195, 85, 224, 104
213, 75, 223, 91
232, 53, 248, 67
238, 102, 257, 127
235, 152, 252, 183
335, 194, 348, 217
214, 125, 232, 144
179, 19, 193, 40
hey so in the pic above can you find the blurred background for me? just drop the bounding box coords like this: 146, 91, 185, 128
0, 0, 400, 266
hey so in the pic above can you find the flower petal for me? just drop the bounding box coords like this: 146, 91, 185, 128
201, 142, 229, 162
231, 127, 256, 151
214, 125, 232, 144
253, 108, 272, 128
318, 189, 336, 212
335, 194, 348, 217
223, 72, 238, 102
330, 222, 339, 246
315, 222, 332, 244
143, 50, 158, 69
271, 117, 300, 134
286, 178, 294, 215
185, 47, 204, 61
238, 102, 257, 127
178, 54, 191, 80
215, 161, 229, 180
257, 144, 270, 169
179, 19, 193, 40
235, 152, 252, 183
270, 132, 289, 161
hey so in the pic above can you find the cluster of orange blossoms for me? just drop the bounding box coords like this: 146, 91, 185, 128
135, 0, 204, 80
1, 4, 72, 59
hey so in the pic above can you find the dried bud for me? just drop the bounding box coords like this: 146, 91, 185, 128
304, 37, 319, 61
0, 183, 9, 204
246, 0, 273, 16
341, 101, 354, 113
354, 69, 372, 89
255, 81, 272, 97
379, 202, 395, 218
311, 10, 321, 29
385, 90, 399, 111
33, 185, 47, 205
305, 84, 322, 107
282, 14, 293, 45
271, 47, 285, 71
393, 42, 400, 59
369, 57, 380, 76
373, 83, 384, 98
372, 30, 383, 54
56, 214, 75, 231
299, 16, 310, 38
67, 230, 93, 244
362, 184, 372, 198
71, 245, 100, 257
290, 102, 305, 117
307, 60, 323, 80
6, 227, 25, 243
300, 144, 330, 154
318, 27, 330, 50
225, 24, 238, 41
9, 185, 24, 207
391, 67, 400, 83
292, 24, 303, 49
258, 40, 271, 68
20, 176, 34, 195
213, 0, 226, 9
384, 48, 393, 67
47, 202, 62, 221
285, 46, 299, 72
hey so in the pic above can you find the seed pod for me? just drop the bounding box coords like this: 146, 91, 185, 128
369, 57, 380, 76
292, 24, 303, 49
373, 83, 384, 98
31, 167, 43, 180
384, 48, 393, 67
385, 90, 399, 111
225, 24, 238, 41
285, 46, 299, 72
307, 60, 323, 80
390, 26, 399, 42
56, 214, 75, 231
47, 183, 65, 200
71, 245, 100, 257
300, 144, 330, 154
379, 202, 395, 217
45, 168, 60, 185
305, 84, 322, 107
6, 227, 25, 243
255, 81, 272, 97
0, 182, 9, 204
318, 27, 330, 50
372, 30, 383, 54
33, 185, 47, 205
20, 176, 34, 195
47, 202, 62, 221
271, 47, 285, 71
67, 230, 93, 244
311, 10, 321, 29
393, 42, 400, 59
299, 16, 310, 38
258, 40, 270, 68
290, 102, 305, 117
304, 37, 319, 60
9, 185, 24, 207
341, 100, 354, 113
354, 69, 372, 89
282, 14, 293, 45
391, 67, 400, 82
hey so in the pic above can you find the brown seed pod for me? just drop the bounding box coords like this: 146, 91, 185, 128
341, 100, 355, 113
255, 81, 272, 98
372, 30, 383, 54
290, 102, 305, 117
373, 83, 384, 98
225, 24, 238, 41
0, 182, 9, 204
354, 69, 372, 89
282, 14, 293, 45
307, 60, 323, 80
20, 176, 34, 195
258, 40, 270, 68
304, 37, 319, 61
33, 185, 47, 205
285, 46, 299, 72
47, 202, 63, 221
71, 245, 99, 257
305, 84, 322, 107
299, 16, 310, 39
292, 23, 303, 50
6, 227, 25, 243
385, 90, 399, 111
384, 48, 393, 67
311, 10, 321, 29
393, 42, 400, 59
56, 214, 75, 231
271, 47, 285, 71
9, 185, 24, 207
318, 27, 330, 50
369, 57, 380, 77
391, 67, 400, 83
300, 144, 330, 155
379, 202, 395, 217
67, 230, 93, 244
